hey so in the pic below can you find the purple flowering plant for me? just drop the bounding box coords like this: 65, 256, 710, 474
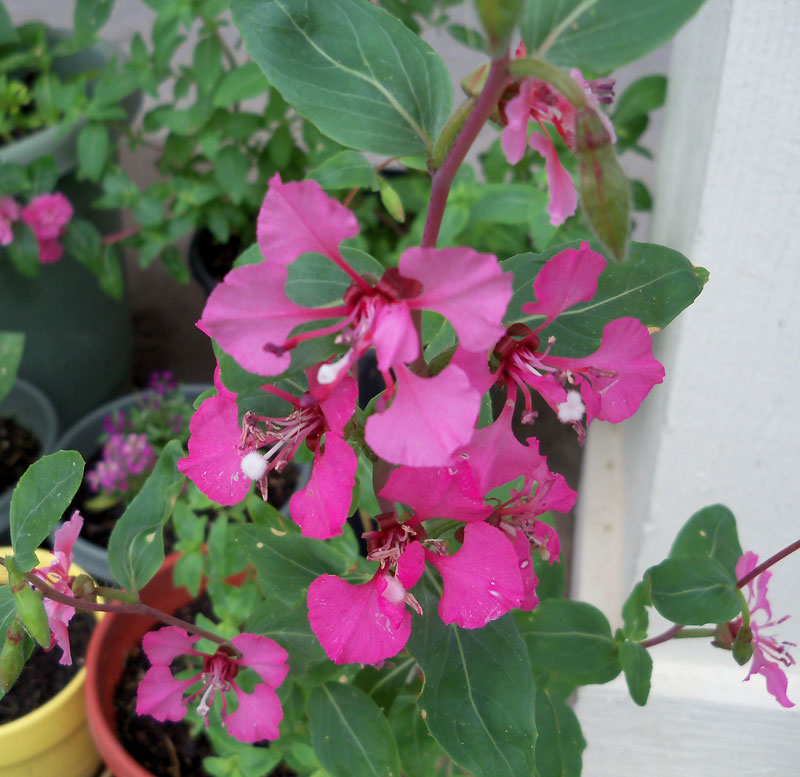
0, 3, 797, 776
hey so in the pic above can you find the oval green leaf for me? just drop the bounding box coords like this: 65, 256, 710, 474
619, 640, 652, 706
230, 0, 453, 155
669, 504, 743, 583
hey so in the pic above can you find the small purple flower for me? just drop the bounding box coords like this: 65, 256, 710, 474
88, 433, 156, 494
147, 370, 177, 395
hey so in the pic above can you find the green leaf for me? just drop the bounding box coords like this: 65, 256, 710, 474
0, 587, 15, 641
213, 62, 269, 107
516, 599, 621, 685
407, 573, 536, 777
310, 683, 402, 777
10, 452, 85, 572
534, 687, 585, 777
213, 146, 250, 204
646, 556, 742, 626
193, 36, 224, 94
389, 696, 446, 777
0, 331, 24, 404
0, 163, 27, 196
669, 504, 743, 582
246, 598, 326, 674
233, 524, 351, 605
77, 124, 111, 182
618, 640, 652, 706
309, 150, 381, 191
285, 247, 384, 307
504, 241, 707, 356
621, 580, 650, 641
107, 441, 185, 593
613, 75, 668, 127
230, 0, 453, 155
172, 551, 205, 597
64, 219, 103, 275
0, 2, 18, 47
520, 0, 707, 73
73, 0, 114, 42
354, 655, 416, 714
6, 222, 40, 278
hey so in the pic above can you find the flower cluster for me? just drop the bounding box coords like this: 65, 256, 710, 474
178, 175, 664, 669
87, 433, 157, 495
0, 192, 73, 262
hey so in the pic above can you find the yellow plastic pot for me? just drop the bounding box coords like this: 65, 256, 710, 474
0, 547, 102, 777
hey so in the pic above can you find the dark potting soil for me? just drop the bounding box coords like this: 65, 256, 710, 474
0, 610, 95, 724
114, 595, 295, 777
197, 229, 242, 285
68, 452, 299, 549
0, 415, 41, 493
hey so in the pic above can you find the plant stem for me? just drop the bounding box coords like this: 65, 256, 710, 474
641, 536, 800, 649
24, 571, 231, 649
102, 226, 140, 245
421, 50, 510, 249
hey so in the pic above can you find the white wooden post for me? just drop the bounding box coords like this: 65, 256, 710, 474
573, 1, 800, 773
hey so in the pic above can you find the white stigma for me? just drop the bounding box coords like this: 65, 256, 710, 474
380, 574, 406, 605
557, 390, 585, 423
241, 451, 268, 480
317, 353, 351, 385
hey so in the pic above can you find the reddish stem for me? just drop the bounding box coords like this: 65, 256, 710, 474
421, 51, 510, 249
102, 226, 140, 245
24, 571, 230, 649
641, 536, 800, 650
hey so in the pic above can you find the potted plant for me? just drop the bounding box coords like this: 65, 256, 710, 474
0, 3, 142, 427
0, 332, 58, 541
0, 543, 101, 777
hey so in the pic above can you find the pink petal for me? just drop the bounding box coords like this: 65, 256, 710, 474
501, 79, 536, 165
510, 527, 539, 611
226, 684, 284, 741
371, 301, 419, 372
289, 434, 357, 539
746, 642, 795, 708
365, 363, 480, 467
21, 193, 73, 241
53, 511, 83, 573
396, 541, 426, 590
314, 373, 358, 436
0, 196, 20, 223
532, 522, 561, 563
520, 242, 606, 330
177, 387, 252, 505
570, 69, 617, 143
450, 347, 497, 396
257, 173, 359, 266
427, 522, 523, 629
141, 626, 201, 666
379, 462, 489, 523
547, 317, 665, 423
401, 246, 511, 352
136, 664, 194, 722
198, 262, 318, 376
527, 130, 578, 226
50, 613, 74, 666
231, 633, 289, 688
37, 239, 64, 263
307, 572, 411, 664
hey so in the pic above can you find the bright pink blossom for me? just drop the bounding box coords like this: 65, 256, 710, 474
30, 511, 83, 665
20, 192, 73, 263
501, 69, 615, 225
199, 177, 511, 467
492, 243, 664, 436
0, 196, 20, 246
732, 552, 795, 708
136, 626, 289, 742
178, 366, 357, 538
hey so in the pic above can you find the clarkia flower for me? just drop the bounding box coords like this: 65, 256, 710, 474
136, 626, 289, 742
30, 511, 83, 665
198, 174, 511, 467
727, 552, 796, 707
0, 196, 20, 246
501, 61, 615, 225
178, 365, 358, 539
485, 243, 664, 437
20, 192, 73, 263
87, 432, 156, 494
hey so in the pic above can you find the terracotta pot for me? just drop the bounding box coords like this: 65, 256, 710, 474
0, 547, 101, 777
85, 553, 226, 776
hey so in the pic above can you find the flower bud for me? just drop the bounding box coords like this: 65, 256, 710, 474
5, 555, 51, 648
71, 573, 96, 599
732, 625, 755, 666
0, 620, 26, 692
475, 0, 522, 55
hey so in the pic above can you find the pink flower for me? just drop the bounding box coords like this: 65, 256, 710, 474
178, 366, 358, 539
136, 626, 289, 742
199, 175, 511, 467
730, 552, 795, 708
87, 433, 156, 494
30, 511, 83, 665
0, 196, 20, 246
501, 69, 615, 225
491, 243, 664, 437
20, 192, 73, 263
